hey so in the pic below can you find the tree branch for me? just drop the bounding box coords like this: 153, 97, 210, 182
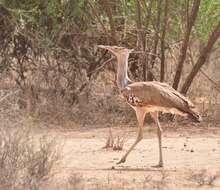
181, 20, 220, 94
172, 0, 201, 90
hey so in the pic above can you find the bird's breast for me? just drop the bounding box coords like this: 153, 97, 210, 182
124, 94, 145, 107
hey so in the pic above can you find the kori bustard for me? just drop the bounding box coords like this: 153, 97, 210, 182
98, 45, 201, 167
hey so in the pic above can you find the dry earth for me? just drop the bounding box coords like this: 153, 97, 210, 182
35, 122, 220, 190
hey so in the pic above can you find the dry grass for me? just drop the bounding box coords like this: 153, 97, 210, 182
65, 171, 169, 190
189, 169, 220, 187
67, 173, 85, 190
112, 135, 125, 151
142, 171, 169, 190
0, 126, 61, 190
103, 126, 125, 151
66, 173, 129, 190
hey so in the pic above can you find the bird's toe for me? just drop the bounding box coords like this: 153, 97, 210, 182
116, 157, 126, 164
152, 163, 163, 168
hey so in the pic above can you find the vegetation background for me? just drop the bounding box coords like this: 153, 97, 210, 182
0, 0, 220, 189
0, 0, 220, 125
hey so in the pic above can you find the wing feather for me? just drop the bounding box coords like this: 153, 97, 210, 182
121, 81, 201, 121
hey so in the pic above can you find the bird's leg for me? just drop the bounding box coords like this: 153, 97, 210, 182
150, 112, 163, 167
117, 109, 145, 164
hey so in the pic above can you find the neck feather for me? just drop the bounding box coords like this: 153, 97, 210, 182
116, 54, 132, 89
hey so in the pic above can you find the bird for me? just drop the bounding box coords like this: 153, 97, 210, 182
98, 45, 201, 167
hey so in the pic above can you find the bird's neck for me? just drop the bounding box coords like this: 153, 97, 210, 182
116, 54, 132, 90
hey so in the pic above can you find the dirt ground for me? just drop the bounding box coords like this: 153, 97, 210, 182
36, 122, 220, 190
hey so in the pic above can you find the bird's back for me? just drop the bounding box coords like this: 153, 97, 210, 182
121, 81, 201, 122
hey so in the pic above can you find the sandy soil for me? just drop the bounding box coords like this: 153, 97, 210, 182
38, 122, 220, 190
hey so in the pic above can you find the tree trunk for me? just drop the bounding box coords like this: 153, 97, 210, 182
135, 0, 146, 81
143, 0, 153, 81
172, 0, 200, 90
149, 0, 162, 81
160, 0, 169, 82
181, 20, 220, 94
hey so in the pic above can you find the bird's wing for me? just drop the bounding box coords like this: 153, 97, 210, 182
153, 81, 195, 108
121, 81, 196, 114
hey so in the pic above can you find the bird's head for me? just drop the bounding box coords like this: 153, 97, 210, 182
98, 45, 133, 58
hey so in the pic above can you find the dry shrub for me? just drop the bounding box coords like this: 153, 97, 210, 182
103, 127, 125, 151
65, 171, 170, 190
103, 127, 114, 149
0, 127, 60, 190
66, 172, 169, 190
66, 173, 128, 190
143, 171, 169, 190
67, 173, 85, 190
112, 136, 125, 151
189, 169, 220, 187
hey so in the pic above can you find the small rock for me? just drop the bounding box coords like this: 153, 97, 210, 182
184, 143, 187, 147
111, 166, 115, 170
190, 149, 194, 152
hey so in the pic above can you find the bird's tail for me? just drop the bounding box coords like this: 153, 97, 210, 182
188, 110, 202, 123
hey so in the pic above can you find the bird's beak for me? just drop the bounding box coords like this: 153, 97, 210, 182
129, 49, 134, 53
98, 45, 116, 55
98, 45, 111, 50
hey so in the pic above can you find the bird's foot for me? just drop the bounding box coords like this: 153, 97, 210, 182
116, 157, 126, 164
152, 162, 163, 168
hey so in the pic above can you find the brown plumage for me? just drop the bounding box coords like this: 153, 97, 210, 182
121, 81, 201, 122
98, 45, 201, 167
